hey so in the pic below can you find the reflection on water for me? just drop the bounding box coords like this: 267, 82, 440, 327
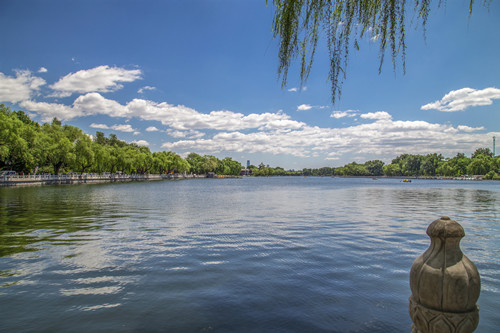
0, 178, 499, 332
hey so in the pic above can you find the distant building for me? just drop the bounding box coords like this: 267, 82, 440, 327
247, 160, 250, 168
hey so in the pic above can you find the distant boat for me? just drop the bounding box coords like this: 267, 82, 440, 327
402, 179, 412, 183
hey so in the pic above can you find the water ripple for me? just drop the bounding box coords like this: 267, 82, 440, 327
0, 178, 499, 332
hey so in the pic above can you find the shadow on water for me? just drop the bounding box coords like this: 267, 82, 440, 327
0, 185, 115, 257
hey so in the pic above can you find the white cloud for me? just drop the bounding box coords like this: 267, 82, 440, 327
421, 87, 500, 112
146, 126, 160, 132
167, 129, 205, 139
20, 93, 305, 132
90, 123, 110, 129
73, 93, 130, 118
49, 65, 142, 97
89, 123, 135, 133
124, 98, 305, 131
38, 67, 48, 73
331, 110, 358, 119
161, 115, 495, 162
297, 104, 313, 111
131, 140, 149, 146
19, 92, 128, 122
360, 111, 392, 120
111, 124, 135, 132
457, 125, 484, 132
0, 70, 46, 103
138, 86, 156, 94
297, 103, 327, 112
288, 87, 306, 92
133, 131, 141, 136
19, 100, 78, 122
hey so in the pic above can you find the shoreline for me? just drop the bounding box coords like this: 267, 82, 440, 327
0, 173, 204, 187
1, 173, 495, 188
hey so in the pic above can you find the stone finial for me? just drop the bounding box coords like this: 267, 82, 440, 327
409, 217, 480, 333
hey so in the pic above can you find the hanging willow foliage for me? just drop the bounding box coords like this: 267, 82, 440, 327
270, 0, 488, 104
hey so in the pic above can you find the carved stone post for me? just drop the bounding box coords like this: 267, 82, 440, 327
409, 217, 480, 333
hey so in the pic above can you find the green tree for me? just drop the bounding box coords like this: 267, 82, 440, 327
270, 0, 486, 104
383, 163, 402, 176
471, 147, 493, 159
420, 153, 443, 176
468, 154, 492, 175
40, 119, 76, 174
365, 160, 385, 176
186, 153, 204, 174
91, 143, 108, 173
73, 135, 95, 174
201, 155, 219, 174
216, 157, 242, 175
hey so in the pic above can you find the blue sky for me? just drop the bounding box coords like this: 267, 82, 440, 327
1, 0, 499, 169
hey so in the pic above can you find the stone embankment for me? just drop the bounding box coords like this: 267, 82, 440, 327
0, 173, 204, 187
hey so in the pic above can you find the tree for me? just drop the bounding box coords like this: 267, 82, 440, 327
365, 160, 385, 176
270, 0, 485, 104
73, 135, 95, 174
471, 147, 493, 159
383, 163, 402, 177
467, 155, 492, 175
420, 153, 443, 176
0, 105, 33, 172
216, 157, 243, 175
40, 119, 76, 174
186, 153, 204, 174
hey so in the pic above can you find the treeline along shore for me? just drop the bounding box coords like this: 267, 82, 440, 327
252, 149, 499, 180
2, 104, 499, 184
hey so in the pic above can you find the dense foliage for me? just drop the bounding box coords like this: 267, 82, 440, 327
250, 153, 500, 179
0, 105, 242, 176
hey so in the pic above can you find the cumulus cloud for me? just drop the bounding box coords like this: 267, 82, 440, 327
19, 100, 78, 122
111, 124, 135, 132
161, 115, 493, 161
38, 67, 48, 73
167, 129, 205, 139
421, 87, 500, 112
288, 87, 298, 92
331, 110, 358, 119
457, 125, 485, 132
360, 111, 392, 120
20, 92, 306, 132
89, 123, 135, 133
0, 70, 46, 103
297, 103, 327, 112
138, 86, 156, 94
90, 123, 110, 129
74, 92, 130, 117
124, 98, 306, 131
131, 140, 149, 146
49, 65, 142, 97
297, 104, 313, 111
146, 126, 160, 132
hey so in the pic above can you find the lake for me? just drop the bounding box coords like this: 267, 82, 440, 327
0, 177, 499, 332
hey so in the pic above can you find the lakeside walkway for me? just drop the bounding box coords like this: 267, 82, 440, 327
0, 173, 203, 187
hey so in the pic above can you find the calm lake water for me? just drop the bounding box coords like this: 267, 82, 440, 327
0, 177, 499, 332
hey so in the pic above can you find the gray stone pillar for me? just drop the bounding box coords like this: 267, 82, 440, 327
409, 217, 480, 333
